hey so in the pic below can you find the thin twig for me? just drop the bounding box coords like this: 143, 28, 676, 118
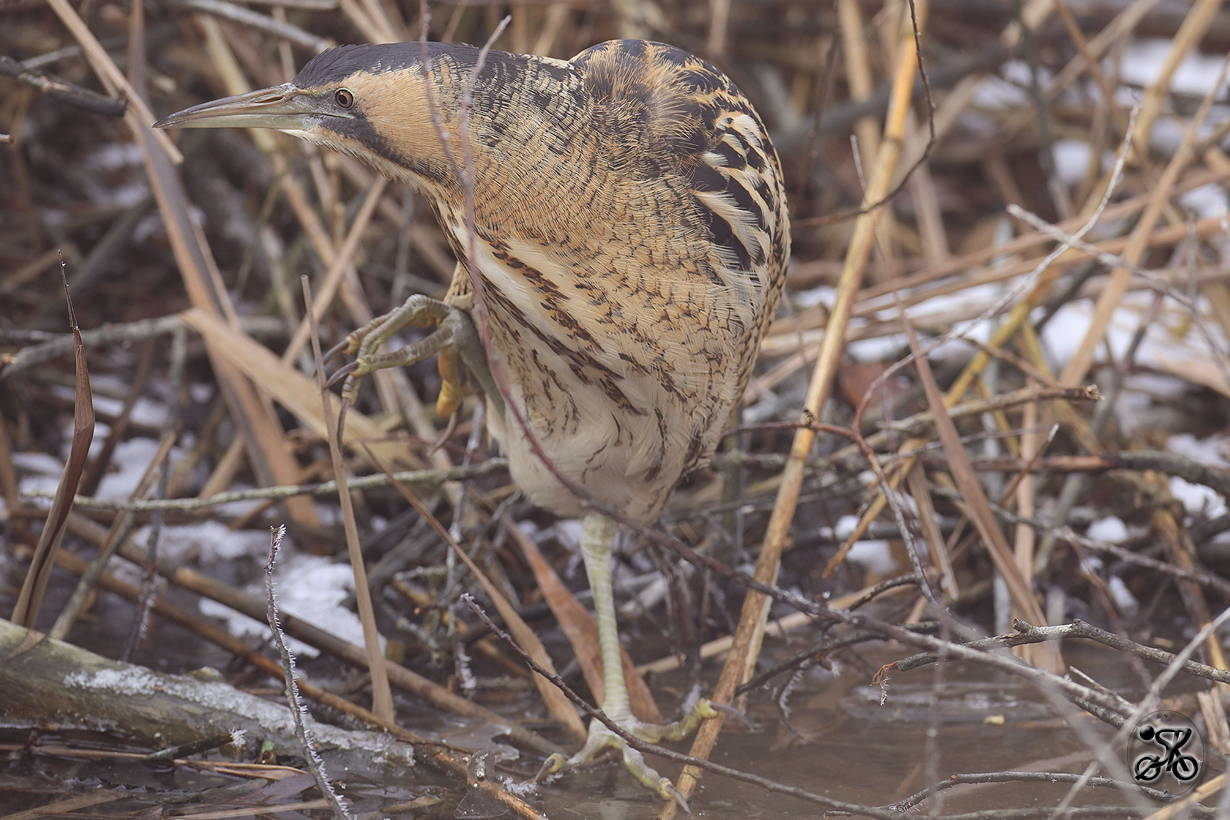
265, 525, 353, 820
52, 460, 507, 512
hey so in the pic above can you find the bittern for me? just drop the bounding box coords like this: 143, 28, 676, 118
157, 38, 790, 802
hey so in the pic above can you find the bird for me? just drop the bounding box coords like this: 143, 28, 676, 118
156, 37, 790, 804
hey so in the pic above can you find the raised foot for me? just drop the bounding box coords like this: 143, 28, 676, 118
325, 294, 492, 417
538, 698, 717, 810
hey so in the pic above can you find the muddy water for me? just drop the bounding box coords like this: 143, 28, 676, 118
539, 651, 1137, 819
0, 581, 1169, 818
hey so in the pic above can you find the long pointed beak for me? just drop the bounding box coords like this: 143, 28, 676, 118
154, 84, 320, 130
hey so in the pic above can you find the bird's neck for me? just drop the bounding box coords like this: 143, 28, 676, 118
354, 47, 620, 241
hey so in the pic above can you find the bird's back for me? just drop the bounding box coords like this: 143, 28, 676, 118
424, 40, 790, 521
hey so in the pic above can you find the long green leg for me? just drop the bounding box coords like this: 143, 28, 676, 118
542, 513, 715, 808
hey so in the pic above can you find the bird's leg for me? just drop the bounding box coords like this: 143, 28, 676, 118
327, 294, 501, 419
541, 513, 716, 806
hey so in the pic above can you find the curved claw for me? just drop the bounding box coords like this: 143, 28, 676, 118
326, 360, 361, 390
532, 753, 567, 785
428, 409, 459, 455
706, 699, 755, 731
325, 336, 356, 364
337, 395, 352, 442
662, 780, 690, 814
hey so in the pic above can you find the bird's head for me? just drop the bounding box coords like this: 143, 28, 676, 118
156, 43, 472, 189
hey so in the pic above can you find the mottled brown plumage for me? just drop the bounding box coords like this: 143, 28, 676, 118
157, 38, 789, 804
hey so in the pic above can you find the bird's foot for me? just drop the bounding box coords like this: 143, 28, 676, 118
325, 294, 476, 416
538, 698, 716, 810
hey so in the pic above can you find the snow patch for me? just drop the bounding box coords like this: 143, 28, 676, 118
199, 552, 381, 659
1169, 476, 1226, 518
1167, 433, 1230, 468
846, 540, 897, 575
1178, 184, 1229, 221
1052, 140, 1092, 186
1087, 516, 1127, 543
139, 520, 273, 564
1108, 576, 1139, 615
93, 438, 189, 503
1118, 38, 1230, 99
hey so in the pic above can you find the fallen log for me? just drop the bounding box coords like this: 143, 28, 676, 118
0, 617, 418, 778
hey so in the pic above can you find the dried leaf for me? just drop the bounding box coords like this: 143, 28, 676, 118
11, 279, 94, 629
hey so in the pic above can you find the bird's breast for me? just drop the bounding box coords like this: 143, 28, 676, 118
425, 39, 789, 520
442, 208, 759, 521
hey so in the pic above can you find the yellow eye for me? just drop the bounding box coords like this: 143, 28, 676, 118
334, 88, 355, 108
